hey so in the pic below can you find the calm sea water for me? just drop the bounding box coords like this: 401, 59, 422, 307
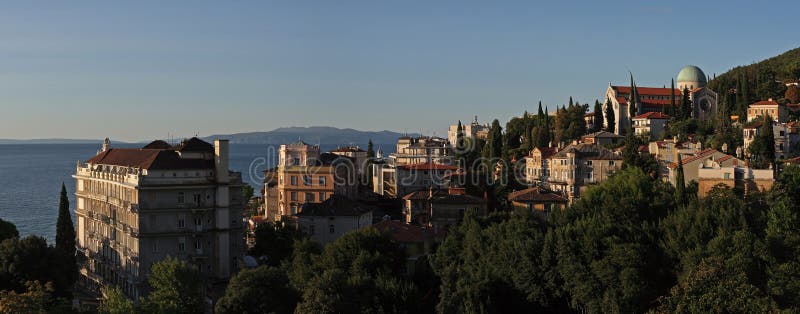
0, 143, 281, 242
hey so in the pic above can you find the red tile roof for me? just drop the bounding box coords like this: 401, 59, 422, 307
750, 100, 780, 107
613, 86, 681, 97
633, 112, 671, 119
399, 162, 459, 171
531, 147, 558, 159
373, 220, 433, 243
86, 149, 214, 170
668, 149, 721, 169
507, 186, 568, 203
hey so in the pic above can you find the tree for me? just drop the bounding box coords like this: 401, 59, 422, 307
55, 183, 77, 291
366, 139, 375, 189
592, 100, 603, 132
537, 101, 544, 117
0, 281, 66, 314
99, 286, 136, 314
215, 266, 299, 314
144, 256, 204, 314
785, 84, 799, 104
765, 164, 800, 308
249, 222, 303, 267
656, 257, 775, 313
547, 168, 675, 313
293, 228, 419, 313
679, 87, 692, 120
0, 219, 18, 242
0, 236, 73, 297
629, 75, 638, 124
675, 154, 686, 205
604, 98, 615, 133
242, 185, 254, 202
670, 78, 676, 117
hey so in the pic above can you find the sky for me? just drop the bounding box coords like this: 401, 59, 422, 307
0, 1, 798, 142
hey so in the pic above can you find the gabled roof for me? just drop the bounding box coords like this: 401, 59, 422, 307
86, 149, 214, 170
507, 186, 568, 203
750, 100, 780, 107
142, 140, 173, 150
373, 220, 433, 243
531, 147, 558, 159
743, 121, 765, 129
633, 112, 671, 119
298, 195, 372, 217
399, 162, 459, 171
174, 137, 213, 152
667, 149, 722, 169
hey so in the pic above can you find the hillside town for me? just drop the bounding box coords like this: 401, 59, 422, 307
4, 60, 800, 313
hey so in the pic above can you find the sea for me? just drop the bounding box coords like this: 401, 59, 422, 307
0, 143, 297, 242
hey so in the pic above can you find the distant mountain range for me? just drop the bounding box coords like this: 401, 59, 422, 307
0, 138, 122, 145
0, 127, 418, 146
203, 127, 419, 145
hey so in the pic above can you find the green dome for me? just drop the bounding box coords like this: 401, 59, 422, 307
677, 65, 707, 83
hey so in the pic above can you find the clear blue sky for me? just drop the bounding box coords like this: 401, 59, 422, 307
0, 1, 797, 142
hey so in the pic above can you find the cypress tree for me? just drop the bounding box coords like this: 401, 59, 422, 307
537, 101, 544, 118
675, 154, 686, 205
762, 115, 776, 167
569, 96, 574, 107
680, 87, 692, 119
593, 100, 603, 132
56, 182, 78, 291
605, 98, 615, 133
670, 78, 676, 117
544, 107, 551, 143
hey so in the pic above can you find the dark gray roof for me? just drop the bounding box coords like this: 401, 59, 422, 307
551, 143, 622, 160
298, 195, 372, 217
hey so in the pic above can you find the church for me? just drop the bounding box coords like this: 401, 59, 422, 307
603, 65, 718, 134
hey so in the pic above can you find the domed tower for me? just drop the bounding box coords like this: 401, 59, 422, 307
677, 65, 707, 90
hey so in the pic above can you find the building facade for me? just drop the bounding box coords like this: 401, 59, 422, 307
747, 99, 788, 123
632, 112, 670, 140
73, 138, 245, 299
540, 143, 623, 199
447, 116, 489, 147
295, 195, 373, 245
603, 65, 717, 134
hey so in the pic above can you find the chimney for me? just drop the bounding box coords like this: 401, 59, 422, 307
215, 139, 230, 184
768, 98, 773, 102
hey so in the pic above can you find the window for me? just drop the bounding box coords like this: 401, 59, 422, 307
178, 242, 185, 252
152, 241, 158, 253
290, 176, 297, 186
193, 193, 201, 206
305, 193, 315, 202
177, 217, 185, 229
291, 205, 298, 215
586, 160, 593, 166
291, 192, 298, 201
329, 224, 335, 234
303, 175, 311, 186
309, 225, 315, 235
319, 176, 326, 185
177, 192, 185, 204
609, 161, 615, 166
319, 192, 326, 201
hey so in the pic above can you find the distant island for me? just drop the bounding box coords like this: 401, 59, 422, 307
0, 127, 420, 146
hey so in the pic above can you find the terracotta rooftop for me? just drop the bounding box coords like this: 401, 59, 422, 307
750, 100, 780, 107
399, 162, 459, 171
373, 220, 433, 243
531, 147, 558, 159
507, 186, 568, 203
633, 112, 671, 119
86, 149, 214, 170
613, 86, 681, 97
667, 149, 723, 169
